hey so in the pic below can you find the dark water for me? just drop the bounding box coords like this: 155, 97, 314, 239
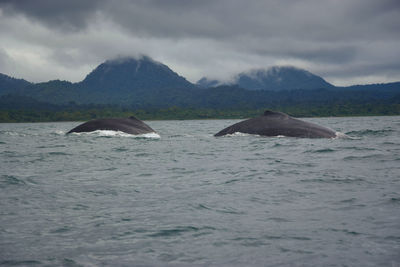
1, 116, 400, 266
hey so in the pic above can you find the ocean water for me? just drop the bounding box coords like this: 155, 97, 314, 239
1, 116, 399, 266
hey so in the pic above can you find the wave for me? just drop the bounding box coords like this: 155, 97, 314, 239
343, 154, 385, 161
305, 148, 336, 153
148, 226, 203, 237
54, 130, 66, 135
299, 177, 365, 184
335, 132, 351, 139
0, 130, 27, 137
0, 175, 26, 187
345, 129, 394, 137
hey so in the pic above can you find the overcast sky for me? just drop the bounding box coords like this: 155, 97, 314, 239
0, 0, 399, 86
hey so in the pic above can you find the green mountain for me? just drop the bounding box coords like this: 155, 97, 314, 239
236, 66, 334, 90
197, 66, 334, 90
79, 56, 194, 92
0, 55, 399, 114
1, 56, 195, 105
0, 73, 31, 95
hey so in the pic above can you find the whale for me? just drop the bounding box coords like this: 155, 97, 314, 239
67, 116, 156, 135
214, 110, 337, 138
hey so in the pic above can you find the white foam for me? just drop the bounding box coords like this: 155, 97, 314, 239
224, 132, 287, 138
223, 132, 349, 139
2, 131, 27, 137
71, 130, 160, 138
334, 132, 350, 139
3, 131, 21, 136
55, 130, 66, 135
224, 132, 254, 137
137, 132, 161, 139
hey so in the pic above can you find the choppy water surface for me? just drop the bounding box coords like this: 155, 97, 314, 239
1, 116, 399, 266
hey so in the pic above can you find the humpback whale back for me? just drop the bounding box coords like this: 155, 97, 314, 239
215, 110, 336, 138
67, 117, 155, 135
263, 110, 287, 117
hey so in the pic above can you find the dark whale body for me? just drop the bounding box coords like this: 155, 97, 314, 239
67, 116, 155, 135
215, 111, 337, 138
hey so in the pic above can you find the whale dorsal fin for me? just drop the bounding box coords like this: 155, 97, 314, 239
129, 116, 139, 120
264, 110, 277, 116
263, 110, 282, 116
263, 110, 289, 118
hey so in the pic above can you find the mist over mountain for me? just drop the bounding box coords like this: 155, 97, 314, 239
196, 77, 222, 88
236, 66, 334, 90
0, 55, 399, 112
197, 66, 334, 91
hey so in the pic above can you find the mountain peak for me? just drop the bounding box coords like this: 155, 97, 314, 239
246, 66, 313, 79
104, 55, 158, 66
235, 66, 333, 90
197, 66, 333, 90
0, 73, 32, 95
80, 55, 194, 91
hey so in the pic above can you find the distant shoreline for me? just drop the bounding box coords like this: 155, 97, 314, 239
1, 105, 399, 123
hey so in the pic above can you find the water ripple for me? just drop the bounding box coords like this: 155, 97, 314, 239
0, 175, 26, 187
149, 226, 200, 237
1, 117, 399, 266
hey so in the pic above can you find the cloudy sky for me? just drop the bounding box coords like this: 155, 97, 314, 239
0, 0, 399, 86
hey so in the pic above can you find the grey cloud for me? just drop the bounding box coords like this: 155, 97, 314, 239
287, 46, 357, 64
1, 0, 399, 42
0, 0, 399, 85
0, 0, 104, 31
101, 0, 400, 41
234, 37, 358, 64
323, 62, 400, 79
0, 48, 15, 74
1, 0, 399, 39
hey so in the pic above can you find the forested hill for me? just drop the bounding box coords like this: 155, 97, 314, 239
0, 55, 399, 121
0, 56, 196, 105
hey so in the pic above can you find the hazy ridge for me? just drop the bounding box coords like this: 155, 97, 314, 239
0, 56, 399, 121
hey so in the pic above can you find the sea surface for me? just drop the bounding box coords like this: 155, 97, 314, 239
1, 116, 400, 266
